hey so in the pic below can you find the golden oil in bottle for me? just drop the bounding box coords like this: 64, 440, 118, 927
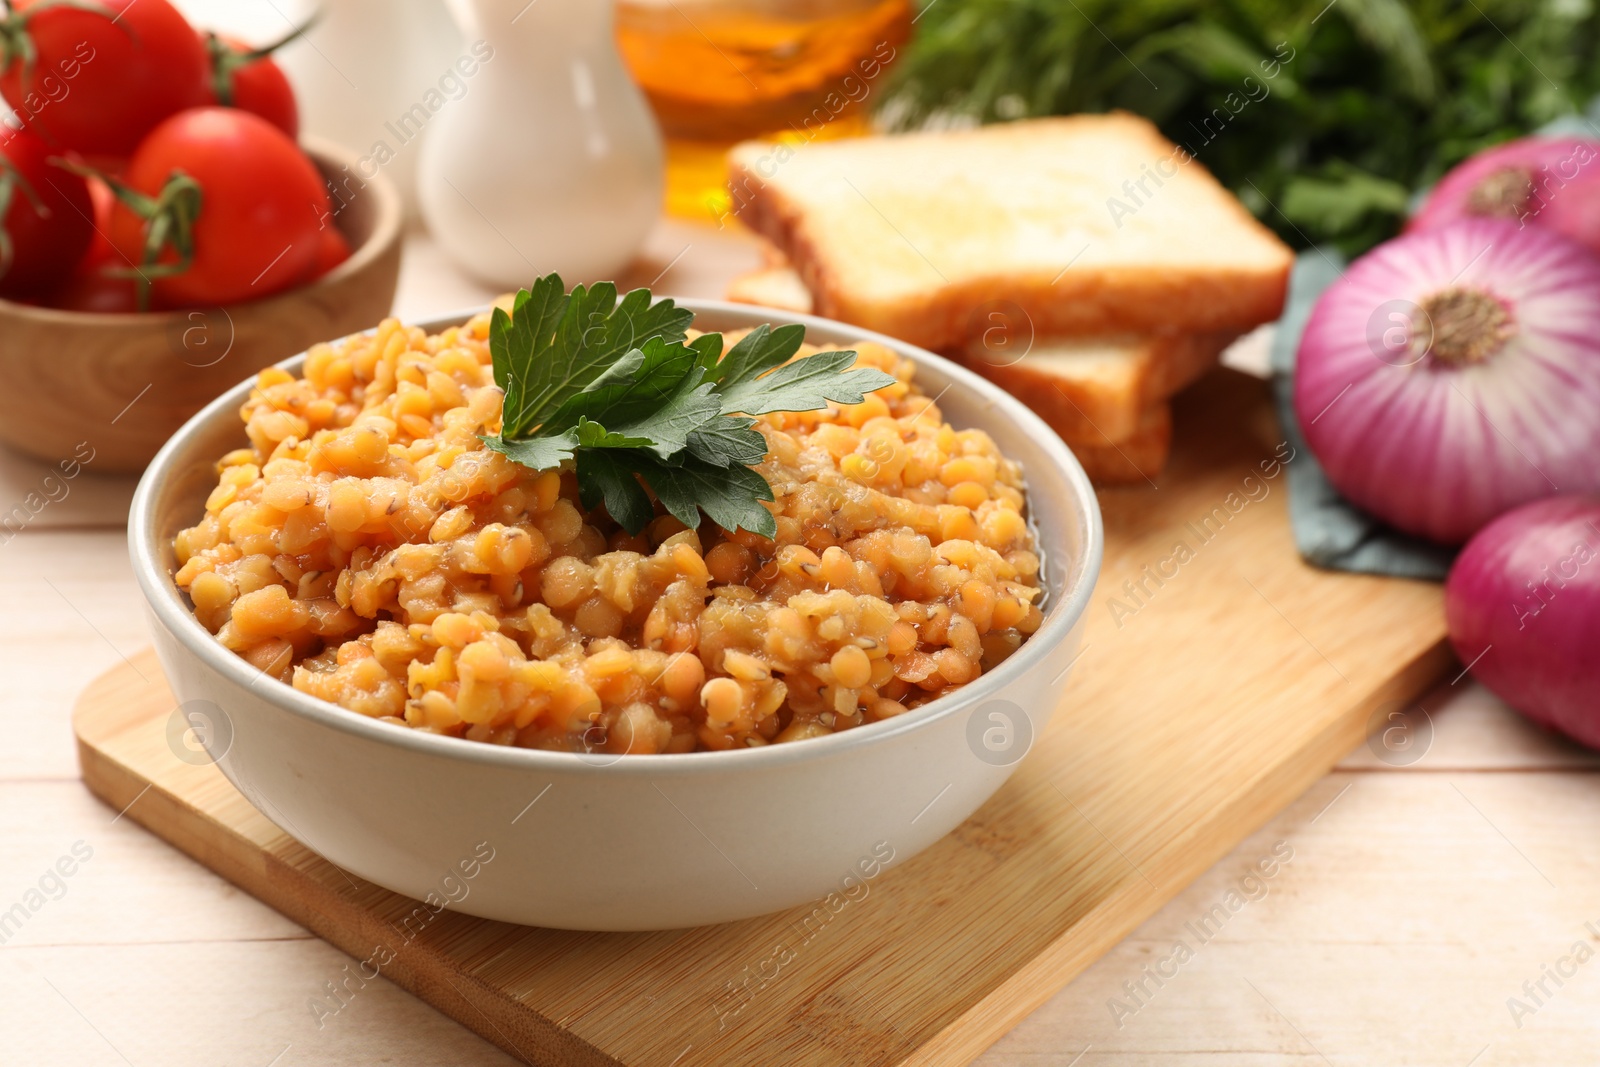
615, 0, 912, 221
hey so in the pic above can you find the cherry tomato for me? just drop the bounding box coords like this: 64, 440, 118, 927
0, 125, 92, 298
306, 224, 352, 282
0, 0, 209, 159
109, 107, 330, 308
79, 175, 116, 269
50, 265, 140, 313
203, 33, 298, 139
47, 176, 138, 312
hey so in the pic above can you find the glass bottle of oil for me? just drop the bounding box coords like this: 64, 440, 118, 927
615, 0, 912, 222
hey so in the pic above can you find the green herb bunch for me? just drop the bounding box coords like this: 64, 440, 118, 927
883, 0, 1600, 254
480, 274, 896, 539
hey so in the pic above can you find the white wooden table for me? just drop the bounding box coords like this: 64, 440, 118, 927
4, 221, 1598, 1067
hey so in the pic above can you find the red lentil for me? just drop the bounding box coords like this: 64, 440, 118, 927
172, 313, 1045, 754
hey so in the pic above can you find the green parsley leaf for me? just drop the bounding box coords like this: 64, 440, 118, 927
557, 337, 726, 459
576, 450, 655, 534
631, 453, 778, 539
480, 272, 898, 538
714, 348, 897, 416
481, 431, 579, 471
685, 416, 768, 468
571, 417, 653, 451
542, 336, 698, 434
489, 280, 562, 437
615, 375, 722, 459
493, 275, 693, 437
701, 322, 807, 387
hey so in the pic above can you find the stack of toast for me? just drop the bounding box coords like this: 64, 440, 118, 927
723, 114, 1293, 483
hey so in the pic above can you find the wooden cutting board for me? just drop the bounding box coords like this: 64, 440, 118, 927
74, 369, 1451, 1067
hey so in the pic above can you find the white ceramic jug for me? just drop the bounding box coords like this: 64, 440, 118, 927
275, 0, 467, 214
417, 0, 664, 287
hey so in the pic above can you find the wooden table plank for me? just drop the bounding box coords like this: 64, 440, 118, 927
0, 531, 151, 780
2, 939, 519, 1067
977, 767, 1600, 1067
1337, 680, 1600, 773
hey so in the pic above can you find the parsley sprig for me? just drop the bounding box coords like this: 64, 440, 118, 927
480, 274, 897, 539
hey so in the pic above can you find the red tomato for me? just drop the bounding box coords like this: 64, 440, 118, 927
204, 33, 299, 139
306, 224, 352, 282
0, 126, 92, 298
108, 108, 330, 308
0, 0, 210, 158
50, 266, 140, 313
47, 176, 139, 313
79, 176, 117, 269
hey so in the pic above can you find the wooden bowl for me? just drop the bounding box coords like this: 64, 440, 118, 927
0, 136, 403, 474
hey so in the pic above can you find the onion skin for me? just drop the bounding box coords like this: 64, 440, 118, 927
1446, 495, 1600, 749
1294, 218, 1600, 544
1409, 137, 1600, 256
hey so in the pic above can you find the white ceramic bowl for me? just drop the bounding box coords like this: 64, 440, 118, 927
130, 301, 1103, 931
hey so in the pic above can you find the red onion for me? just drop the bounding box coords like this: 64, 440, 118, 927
1294, 218, 1600, 543
1446, 495, 1600, 749
1409, 136, 1600, 255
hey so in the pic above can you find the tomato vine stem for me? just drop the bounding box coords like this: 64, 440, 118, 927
58, 157, 204, 310
204, 14, 318, 107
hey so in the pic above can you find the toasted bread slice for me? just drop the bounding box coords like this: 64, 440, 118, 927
728, 113, 1292, 350
726, 264, 814, 314
1065, 403, 1171, 485
724, 262, 1228, 442
951, 330, 1235, 442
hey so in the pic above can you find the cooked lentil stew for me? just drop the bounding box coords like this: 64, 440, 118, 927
173, 311, 1044, 753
